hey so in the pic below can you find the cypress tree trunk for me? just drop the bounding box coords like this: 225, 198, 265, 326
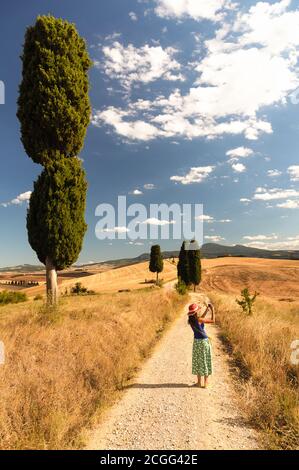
46, 257, 58, 305
156, 272, 159, 283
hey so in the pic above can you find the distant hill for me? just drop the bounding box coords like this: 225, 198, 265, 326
201, 243, 299, 260
1, 243, 299, 273
76, 243, 299, 267
0, 264, 45, 273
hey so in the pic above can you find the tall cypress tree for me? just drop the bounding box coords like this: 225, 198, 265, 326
188, 240, 202, 292
177, 241, 191, 286
17, 16, 91, 303
149, 245, 164, 283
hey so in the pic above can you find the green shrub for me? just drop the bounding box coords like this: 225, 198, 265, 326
175, 279, 188, 295
0, 291, 28, 306
70, 283, 95, 296
71, 283, 87, 295
236, 288, 259, 315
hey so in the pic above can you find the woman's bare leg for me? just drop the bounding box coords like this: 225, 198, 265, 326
204, 376, 209, 388
197, 375, 202, 387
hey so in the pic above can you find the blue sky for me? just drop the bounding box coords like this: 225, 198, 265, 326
1, 0, 299, 267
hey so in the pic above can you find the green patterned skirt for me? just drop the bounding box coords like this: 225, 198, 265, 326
192, 338, 212, 376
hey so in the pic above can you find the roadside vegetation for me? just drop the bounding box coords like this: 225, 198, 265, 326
0, 291, 27, 306
210, 291, 299, 449
70, 282, 95, 296
0, 288, 186, 449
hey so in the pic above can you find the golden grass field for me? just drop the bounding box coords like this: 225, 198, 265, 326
199, 258, 299, 449
11, 256, 299, 300
211, 292, 299, 449
0, 288, 186, 449
16, 259, 178, 298
201, 257, 299, 300
0, 256, 298, 449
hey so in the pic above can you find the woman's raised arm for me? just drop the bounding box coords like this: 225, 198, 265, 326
199, 303, 215, 323
198, 318, 214, 324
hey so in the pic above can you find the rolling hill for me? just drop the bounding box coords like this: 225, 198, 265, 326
1, 243, 299, 273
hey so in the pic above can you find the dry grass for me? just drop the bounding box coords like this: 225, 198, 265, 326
0, 288, 186, 449
201, 258, 299, 300
22, 260, 178, 298
210, 291, 299, 449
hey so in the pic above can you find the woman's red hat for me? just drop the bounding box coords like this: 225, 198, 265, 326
188, 303, 200, 315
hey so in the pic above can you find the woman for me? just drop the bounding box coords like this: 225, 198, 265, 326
188, 302, 215, 388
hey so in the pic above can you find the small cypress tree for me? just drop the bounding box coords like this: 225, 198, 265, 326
177, 241, 191, 286
17, 16, 91, 303
149, 245, 164, 283
189, 239, 202, 292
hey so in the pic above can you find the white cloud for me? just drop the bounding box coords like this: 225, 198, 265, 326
170, 166, 215, 185
240, 198, 251, 203
143, 183, 155, 190
195, 215, 231, 223
129, 11, 138, 21
268, 169, 282, 177
154, 0, 232, 22
243, 234, 278, 241
196, 214, 214, 222
231, 162, 246, 173
195, 47, 297, 119
141, 217, 175, 226
253, 187, 299, 201
11, 191, 32, 205
95, 70, 274, 142
129, 189, 143, 195
244, 236, 299, 250
99, 41, 184, 90
99, 226, 129, 233
226, 146, 253, 160
94, 1, 299, 144
1, 191, 32, 208
92, 107, 162, 141
288, 165, 299, 181
233, 0, 299, 55
277, 199, 299, 209
204, 235, 225, 242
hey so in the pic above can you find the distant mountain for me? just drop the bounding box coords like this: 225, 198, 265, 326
1, 243, 299, 273
201, 243, 299, 259
79, 243, 299, 267
0, 264, 44, 273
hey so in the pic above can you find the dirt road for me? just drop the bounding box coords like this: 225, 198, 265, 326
87, 293, 258, 450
